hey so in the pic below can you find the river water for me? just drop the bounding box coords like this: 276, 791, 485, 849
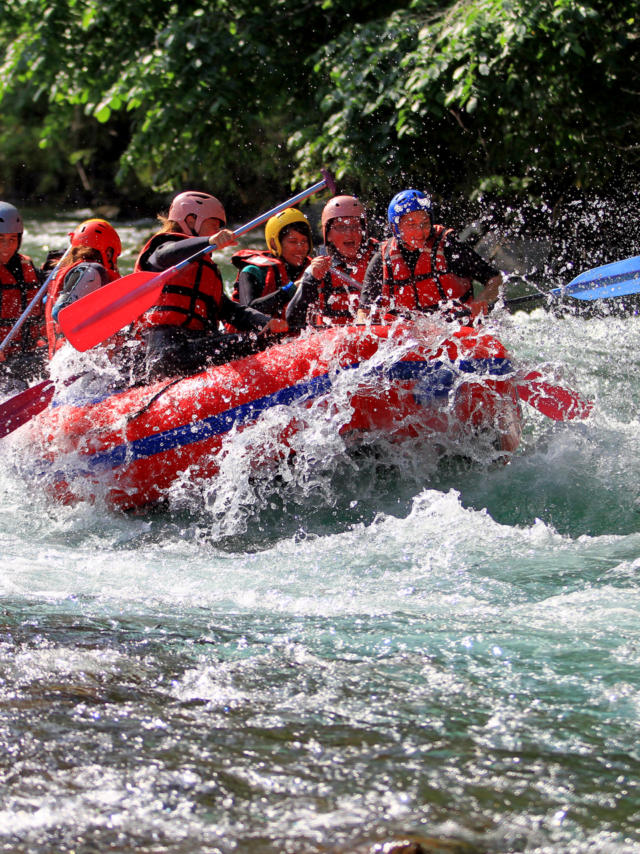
1, 211, 639, 853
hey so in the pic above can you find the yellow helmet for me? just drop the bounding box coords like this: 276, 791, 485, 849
264, 207, 312, 256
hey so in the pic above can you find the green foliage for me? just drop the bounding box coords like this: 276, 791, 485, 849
294, 0, 640, 201
0, 0, 397, 208
1, 0, 638, 210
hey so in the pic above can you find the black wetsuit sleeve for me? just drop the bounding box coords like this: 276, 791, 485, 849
218, 294, 270, 332
246, 290, 289, 317
359, 251, 383, 309
236, 268, 265, 305
285, 273, 320, 329
145, 236, 212, 272
237, 266, 295, 317
443, 235, 500, 286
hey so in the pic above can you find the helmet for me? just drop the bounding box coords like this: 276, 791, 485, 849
0, 202, 23, 235
321, 195, 366, 243
264, 208, 312, 256
387, 189, 432, 237
70, 219, 122, 272
168, 191, 226, 235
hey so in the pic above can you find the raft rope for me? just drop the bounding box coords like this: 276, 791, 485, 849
126, 376, 184, 423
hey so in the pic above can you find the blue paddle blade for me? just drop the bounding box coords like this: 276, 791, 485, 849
550, 255, 640, 301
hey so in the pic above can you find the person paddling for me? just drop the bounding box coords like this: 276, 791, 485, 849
134, 190, 286, 381
0, 202, 48, 389
230, 207, 313, 319
356, 189, 503, 323
286, 195, 378, 329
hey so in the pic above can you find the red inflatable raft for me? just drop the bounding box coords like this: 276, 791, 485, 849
23, 321, 522, 510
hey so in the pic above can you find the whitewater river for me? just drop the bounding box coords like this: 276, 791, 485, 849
1, 210, 639, 853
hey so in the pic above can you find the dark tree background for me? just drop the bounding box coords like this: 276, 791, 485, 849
1, 0, 639, 270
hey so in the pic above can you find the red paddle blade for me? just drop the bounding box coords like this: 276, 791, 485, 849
0, 379, 55, 439
57, 270, 163, 351
517, 371, 593, 421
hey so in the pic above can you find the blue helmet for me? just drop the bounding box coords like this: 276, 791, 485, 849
387, 189, 432, 237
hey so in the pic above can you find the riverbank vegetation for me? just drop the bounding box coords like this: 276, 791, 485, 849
1, 0, 638, 257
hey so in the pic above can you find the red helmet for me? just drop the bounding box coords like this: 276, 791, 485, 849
168, 191, 226, 235
70, 219, 121, 272
321, 195, 366, 243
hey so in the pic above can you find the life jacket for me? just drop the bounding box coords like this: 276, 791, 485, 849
135, 232, 224, 331
46, 261, 119, 357
0, 253, 46, 358
230, 248, 312, 319
380, 226, 473, 313
230, 249, 289, 301
313, 237, 378, 325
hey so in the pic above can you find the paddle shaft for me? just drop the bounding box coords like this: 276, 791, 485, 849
313, 247, 362, 291
504, 292, 550, 309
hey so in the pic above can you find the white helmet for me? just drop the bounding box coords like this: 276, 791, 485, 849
0, 202, 23, 234
168, 191, 226, 235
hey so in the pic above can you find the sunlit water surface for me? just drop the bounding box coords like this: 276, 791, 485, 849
1, 213, 639, 853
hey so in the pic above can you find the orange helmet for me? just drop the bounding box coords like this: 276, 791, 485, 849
321, 195, 366, 243
168, 191, 226, 235
70, 219, 121, 272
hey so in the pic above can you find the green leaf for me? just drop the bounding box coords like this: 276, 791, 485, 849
95, 104, 111, 123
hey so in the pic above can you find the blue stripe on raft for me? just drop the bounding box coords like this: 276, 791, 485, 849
73, 356, 512, 473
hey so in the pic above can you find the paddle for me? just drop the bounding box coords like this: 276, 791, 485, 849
550, 255, 640, 301
0, 378, 55, 439
504, 255, 640, 309
516, 371, 593, 421
0, 245, 71, 357
59, 170, 337, 352
333, 269, 362, 291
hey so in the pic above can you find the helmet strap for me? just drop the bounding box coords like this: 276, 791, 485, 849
183, 213, 199, 236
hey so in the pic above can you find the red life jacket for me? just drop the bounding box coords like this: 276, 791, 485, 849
135, 232, 224, 331
0, 253, 46, 358
314, 238, 378, 324
46, 261, 119, 357
380, 226, 473, 313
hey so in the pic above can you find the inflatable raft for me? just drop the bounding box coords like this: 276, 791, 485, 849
24, 321, 522, 510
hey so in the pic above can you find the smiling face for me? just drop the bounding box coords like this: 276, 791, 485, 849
397, 210, 431, 250
0, 233, 19, 266
326, 217, 363, 261
278, 227, 310, 268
